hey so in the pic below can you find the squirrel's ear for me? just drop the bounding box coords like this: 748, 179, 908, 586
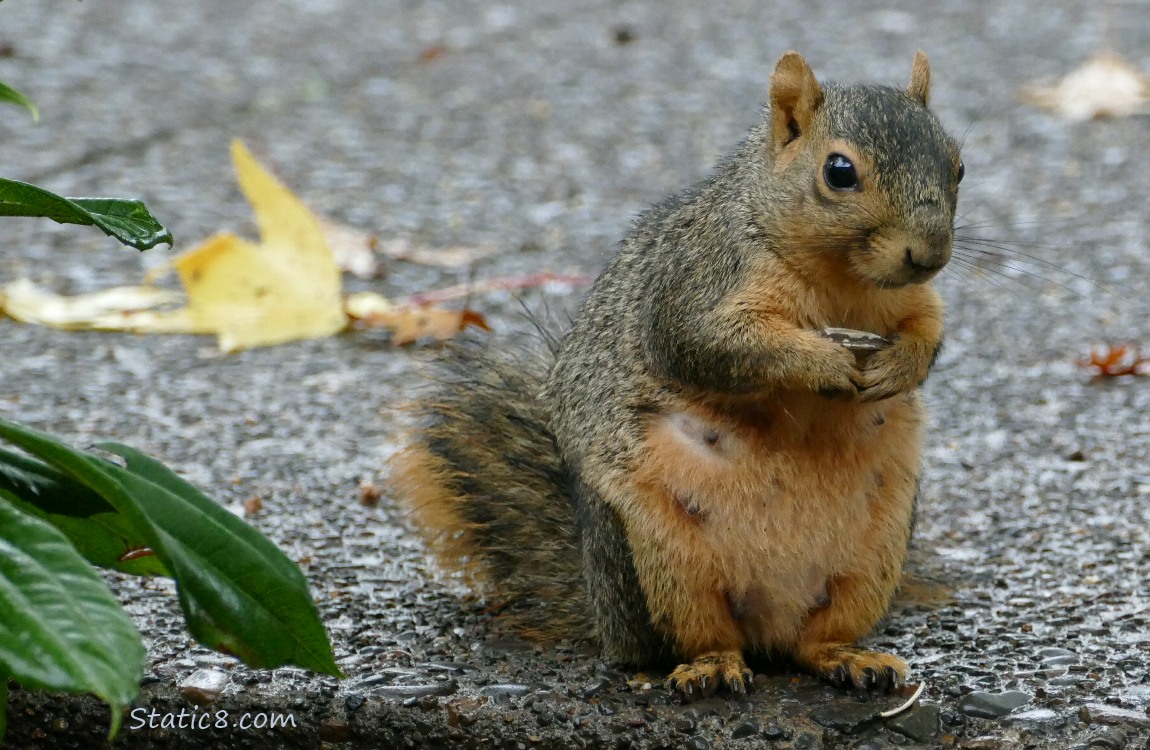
769, 51, 824, 152
908, 50, 931, 106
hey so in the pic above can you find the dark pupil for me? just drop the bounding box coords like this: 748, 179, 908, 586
824, 154, 858, 190
957, 160, 965, 184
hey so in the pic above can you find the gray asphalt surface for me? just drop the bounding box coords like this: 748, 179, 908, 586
2, 1, 1149, 748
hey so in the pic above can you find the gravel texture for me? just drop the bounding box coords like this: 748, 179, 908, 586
2, 1, 1149, 748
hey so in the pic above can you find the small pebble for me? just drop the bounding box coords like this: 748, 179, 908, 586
1088, 727, 1128, 750
178, 669, 229, 706
730, 719, 759, 739
318, 718, 351, 743
419, 661, 472, 675
793, 733, 819, 749
377, 679, 458, 699
886, 703, 940, 743
479, 683, 533, 698
958, 691, 1031, 719
940, 708, 967, 727
1008, 708, 1060, 726
580, 677, 611, 698
1038, 647, 1078, 660
762, 723, 787, 741
810, 702, 878, 734
1081, 704, 1150, 729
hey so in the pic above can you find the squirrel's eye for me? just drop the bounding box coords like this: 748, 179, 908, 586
956, 159, 965, 184
823, 154, 859, 191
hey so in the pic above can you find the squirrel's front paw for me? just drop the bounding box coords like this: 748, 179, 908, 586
856, 344, 929, 402
813, 343, 863, 401
667, 650, 753, 699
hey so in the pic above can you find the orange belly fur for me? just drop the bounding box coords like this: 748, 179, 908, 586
627, 390, 922, 654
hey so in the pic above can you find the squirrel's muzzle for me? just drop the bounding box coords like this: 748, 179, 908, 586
858, 226, 952, 288
901, 236, 951, 283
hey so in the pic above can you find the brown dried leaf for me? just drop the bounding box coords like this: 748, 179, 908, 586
358, 480, 383, 508
344, 291, 489, 345
1081, 343, 1150, 377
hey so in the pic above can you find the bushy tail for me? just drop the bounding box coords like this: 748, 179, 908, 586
388, 342, 591, 639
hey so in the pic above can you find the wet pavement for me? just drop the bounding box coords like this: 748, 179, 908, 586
2, 1, 1149, 748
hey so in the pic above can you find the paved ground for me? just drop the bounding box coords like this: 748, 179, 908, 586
2, 1, 1149, 748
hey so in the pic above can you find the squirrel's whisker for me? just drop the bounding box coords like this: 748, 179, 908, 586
946, 256, 1013, 295
953, 241, 1118, 293
950, 247, 1083, 296
953, 237, 1083, 272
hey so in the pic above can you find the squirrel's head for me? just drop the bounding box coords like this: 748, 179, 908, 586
763, 50, 962, 289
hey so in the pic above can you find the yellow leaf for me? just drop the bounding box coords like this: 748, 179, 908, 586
14, 140, 350, 351
0, 278, 198, 332
0, 141, 498, 351
164, 140, 346, 352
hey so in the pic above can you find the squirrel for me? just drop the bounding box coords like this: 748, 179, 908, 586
390, 50, 962, 697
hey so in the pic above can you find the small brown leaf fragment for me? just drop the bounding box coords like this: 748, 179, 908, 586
626, 673, 655, 691
243, 496, 264, 515
419, 45, 446, 62
119, 546, 155, 562
359, 480, 383, 508
385, 307, 489, 345
1081, 343, 1150, 377
459, 309, 490, 332
344, 292, 489, 345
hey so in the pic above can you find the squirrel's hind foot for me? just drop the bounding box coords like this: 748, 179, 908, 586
667, 650, 753, 699
798, 643, 907, 691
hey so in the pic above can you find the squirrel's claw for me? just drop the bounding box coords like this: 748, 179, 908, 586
799, 644, 908, 692
855, 337, 937, 402
667, 650, 753, 700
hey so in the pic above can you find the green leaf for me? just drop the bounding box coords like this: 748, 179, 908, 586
99, 444, 340, 674
0, 80, 38, 122
0, 448, 168, 576
0, 180, 172, 250
0, 494, 144, 737
0, 418, 340, 676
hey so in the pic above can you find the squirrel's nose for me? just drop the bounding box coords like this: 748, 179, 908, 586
903, 247, 947, 274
